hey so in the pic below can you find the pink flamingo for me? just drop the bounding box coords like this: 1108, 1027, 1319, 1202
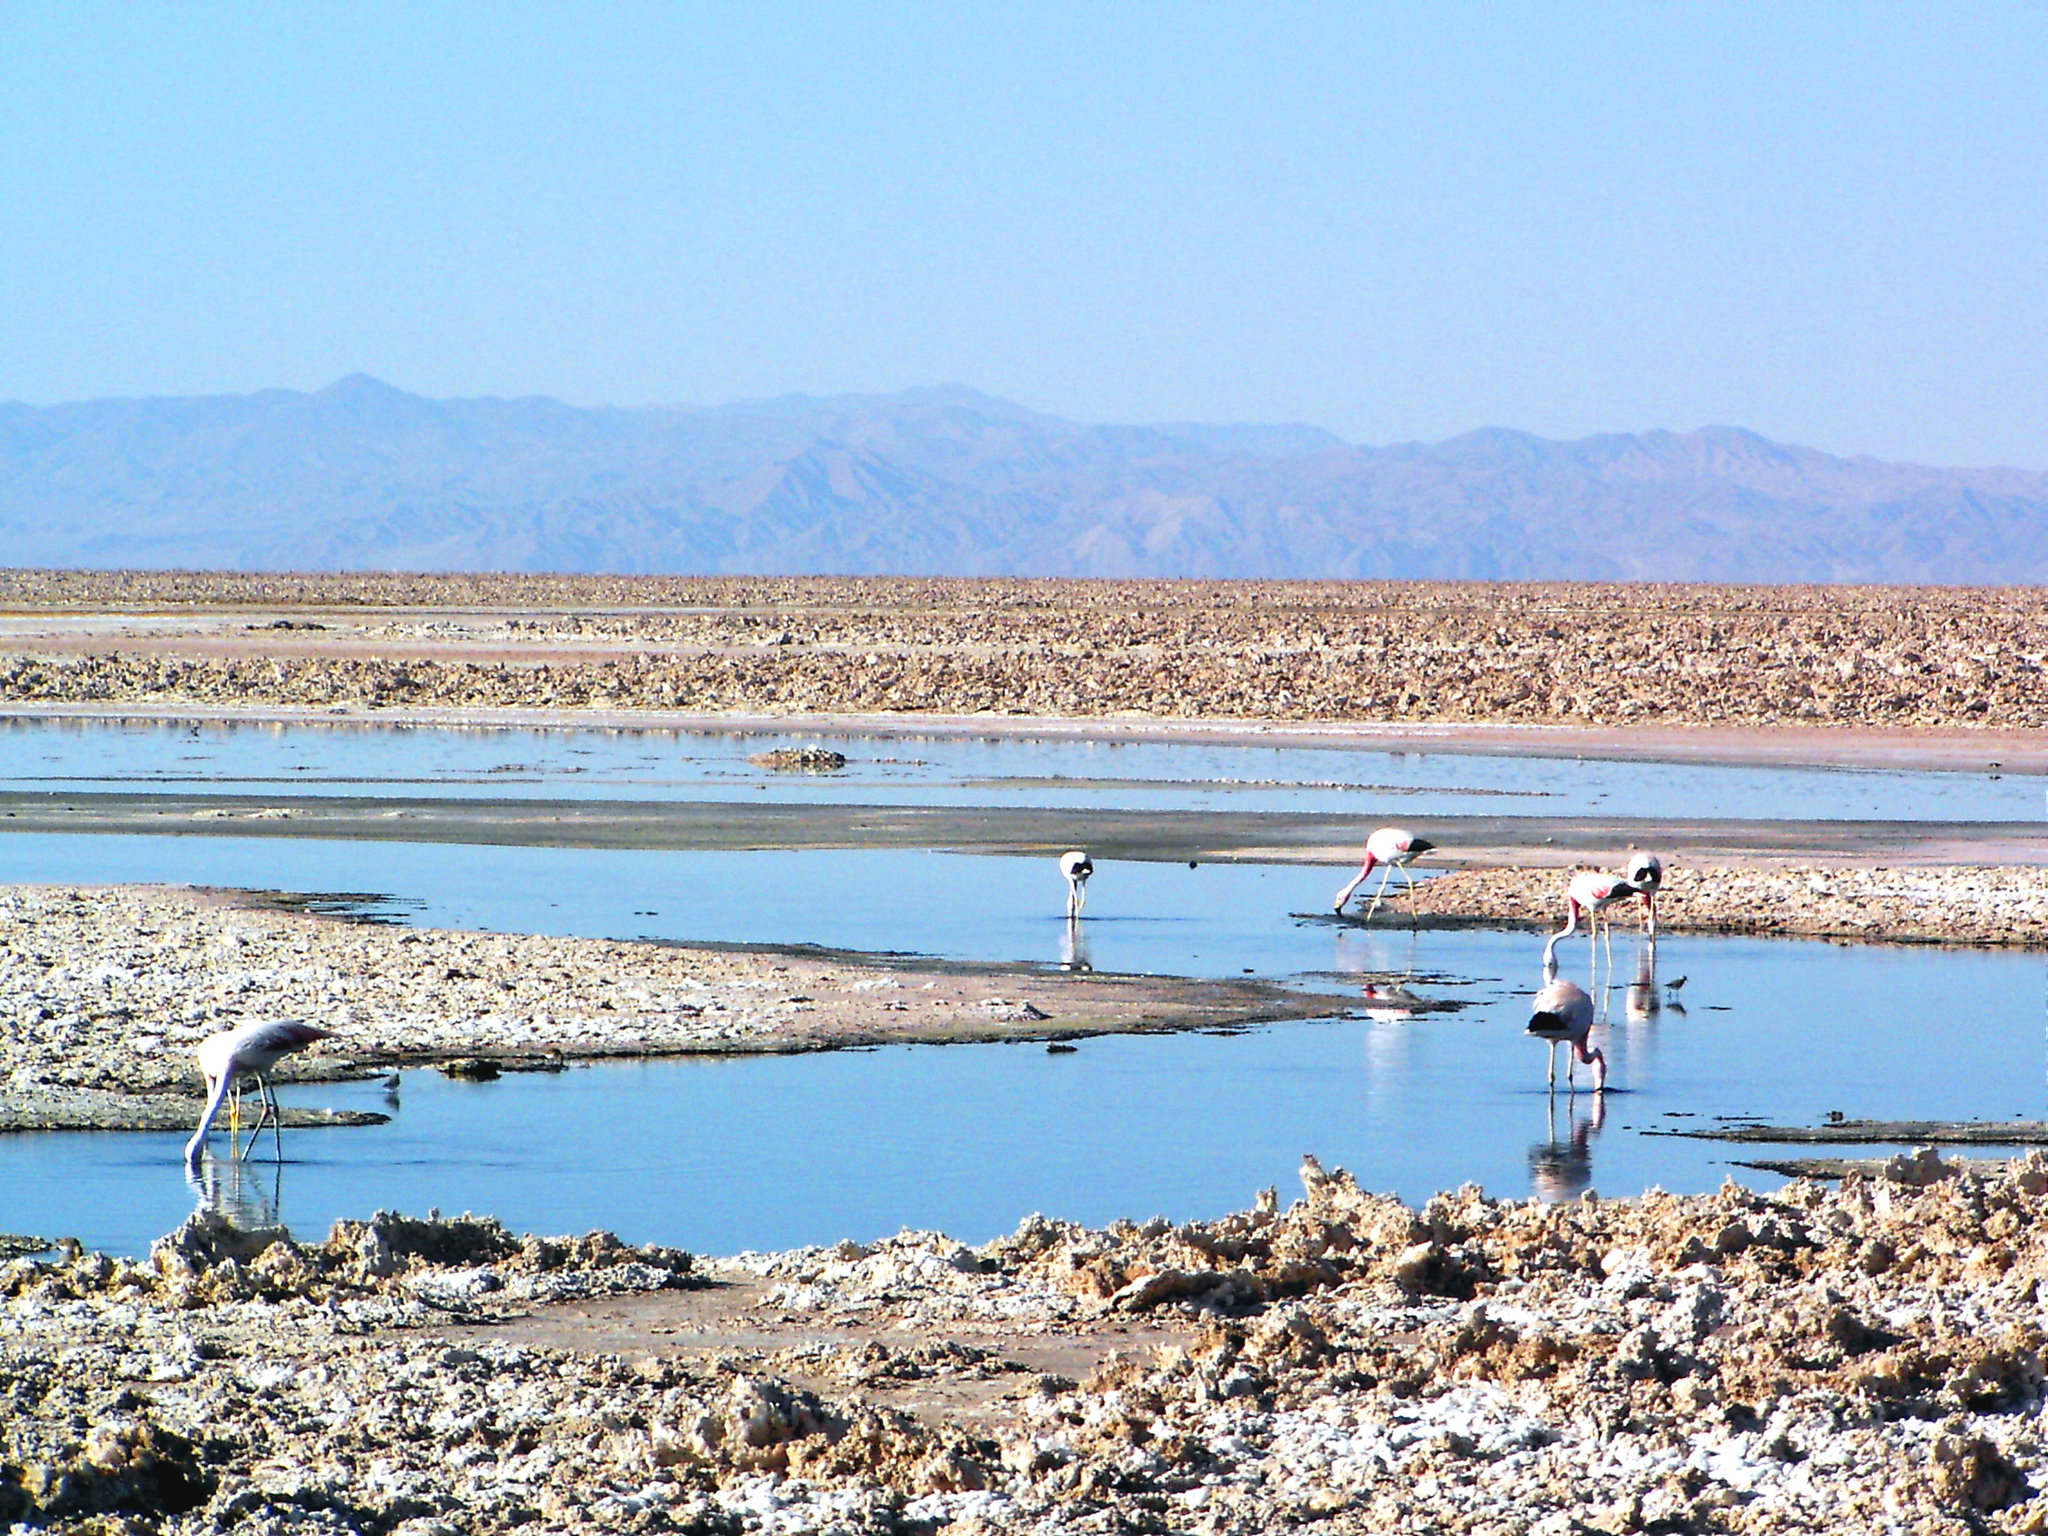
1332, 827, 1435, 923
1542, 869, 1641, 971
1624, 851, 1663, 934
1527, 975, 1605, 1093
185, 1019, 333, 1167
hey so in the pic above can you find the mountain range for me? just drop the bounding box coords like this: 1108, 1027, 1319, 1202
3, 375, 2045, 581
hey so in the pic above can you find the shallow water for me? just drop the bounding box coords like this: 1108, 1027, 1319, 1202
1, 718, 2040, 1259
3, 928, 2040, 1259
0, 832, 1388, 979
0, 716, 2033, 821
4, 913, 2048, 1261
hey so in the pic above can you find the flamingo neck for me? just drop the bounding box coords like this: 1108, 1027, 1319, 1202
1574, 1041, 1608, 1092
185, 1071, 235, 1165
1548, 901, 1581, 953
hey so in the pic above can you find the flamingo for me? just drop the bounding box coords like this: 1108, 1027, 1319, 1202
1332, 827, 1435, 923
1542, 869, 1640, 971
1527, 975, 1605, 1093
1059, 849, 1094, 918
1624, 851, 1664, 934
185, 1019, 333, 1167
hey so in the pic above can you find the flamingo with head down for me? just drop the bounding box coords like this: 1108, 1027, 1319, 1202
184, 1019, 332, 1167
1332, 827, 1435, 924
1527, 974, 1605, 1093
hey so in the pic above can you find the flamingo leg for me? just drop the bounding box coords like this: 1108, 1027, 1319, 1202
266, 1076, 286, 1162
237, 1090, 264, 1162
1400, 863, 1420, 927
1646, 891, 1658, 936
1363, 864, 1395, 922
1546, 1040, 1557, 1086
239, 1076, 278, 1163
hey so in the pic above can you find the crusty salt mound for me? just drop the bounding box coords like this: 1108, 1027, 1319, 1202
4, 1156, 2046, 1532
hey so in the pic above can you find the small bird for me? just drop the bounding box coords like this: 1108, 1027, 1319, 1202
1059, 849, 1094, 918
1543, 869, 1640, 970
1624, 852, 1664, 934
1332, 827, 1435, 924
1527, 976, 1605, 1093
184, 1019, 333, 1167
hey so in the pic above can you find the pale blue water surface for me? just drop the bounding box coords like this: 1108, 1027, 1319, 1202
0, 716, 2032, 820
0, 718, 2039, 1258
3, 930, 2039, 1260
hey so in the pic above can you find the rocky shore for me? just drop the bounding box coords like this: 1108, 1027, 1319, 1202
1406, 864, 2048, 947
0, 885, 1334, 1131
7, 1153, 2048, 1532
2, 573, 2044, 731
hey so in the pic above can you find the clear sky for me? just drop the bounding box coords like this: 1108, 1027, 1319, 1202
2, 2, 2044, 467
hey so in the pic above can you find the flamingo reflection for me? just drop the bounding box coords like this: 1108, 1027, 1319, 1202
1625, 934, 1659, 1020
1359, 978, 1435, 1022
182, 1155, 293, 1251
1060, 919, 1093, 972
1528, 1092, 1606, 1202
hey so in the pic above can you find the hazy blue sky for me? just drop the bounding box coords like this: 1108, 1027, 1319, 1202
3, 3, 2044, 466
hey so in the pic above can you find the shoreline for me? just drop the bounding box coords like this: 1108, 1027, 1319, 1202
0, 781, 2041, 868
6, 851, 2046, 1142
4, 697, 2045, 774
4, 1152, 2044, 1531
0, 883, 1343, 1133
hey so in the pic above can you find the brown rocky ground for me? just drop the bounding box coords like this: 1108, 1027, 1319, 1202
7, 1153, 2048, 1533
2, 573, 2045, 731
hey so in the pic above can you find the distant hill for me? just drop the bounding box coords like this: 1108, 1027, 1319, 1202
4, 376, 2046, 581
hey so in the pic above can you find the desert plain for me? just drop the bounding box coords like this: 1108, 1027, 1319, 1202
2, 573, 2046, 1534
